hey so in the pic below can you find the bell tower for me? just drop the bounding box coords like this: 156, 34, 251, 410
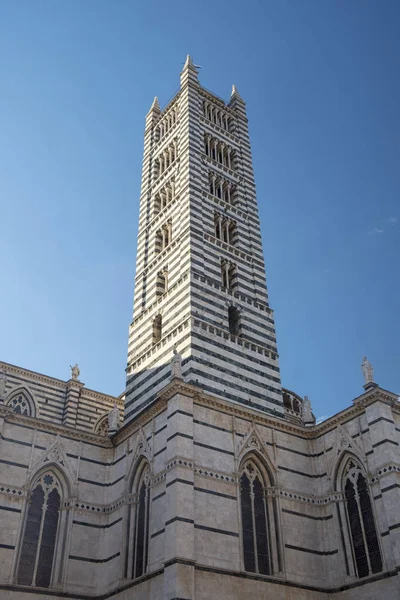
125, 56, 283, 424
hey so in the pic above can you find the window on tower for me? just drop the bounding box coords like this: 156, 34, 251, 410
153, 314, 162, 344
228, 306, 241, 336
155, 222, 172, 254
156, 269, 168, 297
221, 260, 236, 290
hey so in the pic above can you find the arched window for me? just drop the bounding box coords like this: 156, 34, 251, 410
228, 306, 241, 336
125, 461, 151, 580
153, 315, 162, 345
239, 458, 280, 575
282, 392, 292, 409
17, 471, 62, 588
6, 388, 36, 417
341, 458, 382, 578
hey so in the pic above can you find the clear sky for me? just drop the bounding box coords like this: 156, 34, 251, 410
1, 1, 399, 421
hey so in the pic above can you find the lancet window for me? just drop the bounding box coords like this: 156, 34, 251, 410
340, 458, 382, 578
17, 471, 64, 588
239, 458, 278, 575
214, 213, 237, 246
155, 221, 172, 253
221, 260, 237, 290
208, 172, 235, 204
202, 100, 230, 131
6, 389, 36, 417
156, 106, 179, 141
125, 461, 151, 580
156, 268, 168, 297
153, 179, 175, 214
228, 305, 241, 336
153, 314, 162, 345
156, 139, 178, 178
204, 135, 235, 170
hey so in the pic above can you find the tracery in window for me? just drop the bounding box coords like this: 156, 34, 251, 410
6, 389, 36, 417
125, 461, 151, 580
17, 472, 61, 588
342, 458, 382, 578
240, 460, 273, 575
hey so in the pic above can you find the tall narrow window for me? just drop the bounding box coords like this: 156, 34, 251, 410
156, 269, 168, 297
130, 464, 151, 579
240, 460, 271, 575
342, 459, 382, 578
153, 315, 162, 344
17, 472, 61, 588
228, 306, 241, 336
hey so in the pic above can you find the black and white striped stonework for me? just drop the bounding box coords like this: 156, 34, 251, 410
125, 56, 284, 424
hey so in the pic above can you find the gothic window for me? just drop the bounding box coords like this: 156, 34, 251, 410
125, 461, 151, 580
17, 472, 62, 588
156, 269, 168, 297
153, 314, 162, 344
342, 458, 382, 578
221, 260, 236, 290
6, 389, 35, 417
228, 306, 241, 336
240, 460, 272, 575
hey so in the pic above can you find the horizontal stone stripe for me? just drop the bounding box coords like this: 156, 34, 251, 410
78, 475, 125, 487
194, 487, 236, 500
194, 524, 238, 537
73, 517, 122, 529
69, 551, 120, 563
155, 424, 167, 435
372, 439, 399, 448
154, 446, 166, 457
152, 491, 166, 502
194, 441, 234, 456
388, 522, 400, 531
166, 478, 194, 488
285, 544, 338, 556
279, 466, 327, 479
0, 505, 21, 513
167, 432, 193, 442
67, 453, 126, 467
193, 419, 231, 434
0, 459, 28, 469
0, 543, 15, 549
282, 509, 333, 521
151, 528, 165, 539
167, 409, 193, 419
165, 516, 194, 526
368, 416, 395, 426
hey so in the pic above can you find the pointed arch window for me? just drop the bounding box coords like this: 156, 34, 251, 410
125, 461, 151, 580
6, 389, 36, 417
341, 458, 382, 578
95, 415, 108, 437
239, 459, 280, 575
17, 472, 62, 588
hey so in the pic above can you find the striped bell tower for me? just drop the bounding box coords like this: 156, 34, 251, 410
125, 56, 283, 424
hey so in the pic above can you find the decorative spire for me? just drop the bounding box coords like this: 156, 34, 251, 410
148, 96, 160, 113
183, 54, 194, 69
231, 84, 238, 96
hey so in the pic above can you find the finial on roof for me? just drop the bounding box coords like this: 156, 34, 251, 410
150, 96, 160, 111
184, 54, 194, 68
231, 85, 238, 96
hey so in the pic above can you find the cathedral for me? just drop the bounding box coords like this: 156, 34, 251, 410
0, 56, 399, 600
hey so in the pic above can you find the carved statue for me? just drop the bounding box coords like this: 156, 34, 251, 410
361, 357, 374, 384
108, 403, 120, 433
70, 364, 80, 381
171, 347, 182, 379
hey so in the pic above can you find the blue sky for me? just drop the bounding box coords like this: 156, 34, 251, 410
0, 1, 399, 421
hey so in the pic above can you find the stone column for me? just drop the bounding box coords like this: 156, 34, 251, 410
163, 382, 196, 600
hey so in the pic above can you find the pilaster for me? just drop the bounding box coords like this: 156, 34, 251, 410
63, 379, 84, 428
